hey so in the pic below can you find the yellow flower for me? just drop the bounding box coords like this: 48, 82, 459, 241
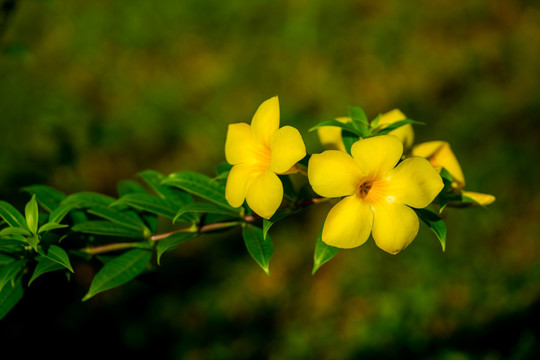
412, 141, 495, 206
308, 135, 443, 254
225, 96, 306, 219
316, 109, 415, 151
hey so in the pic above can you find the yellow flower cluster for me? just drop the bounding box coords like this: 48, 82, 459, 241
225, 97, 494, 254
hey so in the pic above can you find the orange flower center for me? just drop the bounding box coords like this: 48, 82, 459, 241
356, 177, 387, 204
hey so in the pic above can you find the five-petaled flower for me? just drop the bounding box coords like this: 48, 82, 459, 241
225, 96, 306, 219
308, 135, 443, 254
412, 141, 495, 205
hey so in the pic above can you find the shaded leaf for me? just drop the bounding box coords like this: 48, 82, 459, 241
138, 170, 193, 207
415, 208, 447, 251
173, 202, 241, 223
38, 245, 74, 273
82, 249, 152, 301
48, 201, 81, 224
0, 275, 24, 321
312, 227, 339, 275
0, 259, 26, 293
242, 225, 273, 275
374, 119, 424, 135
72, 221, 145, 238
28, 256, 65, 286
87, 205, 148, 233
162, 171, 230, 209
112, 193, 178, 219
309, 119, 363, 137
156, 232, 199, 265
22, 185, 66, 212
117, 180, 147, 197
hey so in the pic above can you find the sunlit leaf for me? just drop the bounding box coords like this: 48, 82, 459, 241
242, 225, 273, 275
156, 232, 198, 265
25, 195, 39, 234
38, 222, 68, 233
0, 201, 28, 230
0, 227, 31, 237
38, 245, 74, 273
82, 249, 152, 301
312, 227, 339, 275
21, 185, 66, 212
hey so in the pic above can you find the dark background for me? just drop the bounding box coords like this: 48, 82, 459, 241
1, 0, 539, 359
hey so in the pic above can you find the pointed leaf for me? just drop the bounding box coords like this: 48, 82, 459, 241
38, 245, 74, 273
415, 208, 447, 251
25, 234, 39, 251
0, 201, 28, 230
156, 232, 199, 265
87, 205, 148, 233
48, 201, 81, 224
348, 106, 370, 137
38, 222, 68, 233
117, 180, 147, 197
62, 192, 116, 207
242, 225, 273, 275
28, 256, 65, 286
162, 171, 231, 209
0, 275, 24, 320
25, 194, 39, 234
373, 119, 424, 135
309, 119, 363, 137
0, 227, 32, 237
262, 208, 298, 240
72, 221, 145, 238
21, 185, 66, 212
138, 170, 193, 207
82, 249, 152, 301
313, 227, 339, 275
0, 259, 26, 293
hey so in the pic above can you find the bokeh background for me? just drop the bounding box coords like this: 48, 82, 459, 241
1, 0, 539, 358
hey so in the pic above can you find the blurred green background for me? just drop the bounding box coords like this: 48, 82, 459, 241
1, 0, 539, 358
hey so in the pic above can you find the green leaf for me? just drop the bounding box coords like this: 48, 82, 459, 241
242, 225, 274, 275
38, 245, 74, 273
22, 185, 66, 212
82, 249, 152, 301
117, 180, 147, 197
156, 232, 199, 265
342, 130, 359, 154
373, 119, 424, 135
62, 192, 116, 207
0, 259, 26, 293
0, 275, 24, 321
312, 227, 339, 275
25, 194, 39, 234
214, 161, 232, 178
48, 201, 81, 224
415, 208, 447, 251
138, 170, 193, 207
0, 201, 29, 230
87, 205, 148, 233
309, 119, 364, 137
38, 222, 69, 233
25, 234, 39, 251
162, 171, 231, 209
173, 202, 241, 223
262, 208, 298, 240
0, 227, 32, 237
111, 193, 179, 219
28, 256, 65, 286
348, 106, 370, 137
72, 221, 145, 238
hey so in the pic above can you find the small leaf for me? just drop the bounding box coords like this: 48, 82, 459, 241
348, 106, 370, 137
25, 234, 39, 251
309, 119, 363, 137
111, 193, 178, 219
62, 192, 116, 207
25, 195, 39, 234
156, 232, 198, 265
38, 245, 74, 273
242, 225, 274, 275
72, 221, 145, 238
373, 119, 424, 135
138, 170, 193, 207
0, 227, 32, 237
0, 275, 24, 321
87, 205, 148, 233
312, 227, 339, 275
162, 171, 231, 209
415, 208, 447, 251
21, 185, 66, 212
0, 259, 26, 293
173, 202, 241, 223
0, 201, 28, 230
28, 256, 65, 286
82, 249, 152, 301
38, 222, 69, 233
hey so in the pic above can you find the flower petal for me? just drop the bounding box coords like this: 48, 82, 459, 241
246, 170, 283, 219
350, 135, 403, 178
386, 156, 444, 208
269, 126, 306, 174
316, 117, 350, 151
462, 191, 496, 206
225, 163, 261, 208
322, 195, 373, 249
225, 123, 263, 165
251, 96, 280, 148
371, 201, 419, 254
308, 150, 363, 198
412, 141, 465, 187
378, 109, 414, 150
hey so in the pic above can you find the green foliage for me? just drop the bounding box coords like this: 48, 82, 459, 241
414, 208, 447, 252
0, 276, 23, 321
242, 224, 274, 275
156, 232, 198, 265
83, 249, 152, 301
0, 201, 29, 230
21, 185, 66, 213
112, 193, 179, 220
162, 171, 231, 209
312, 227, 339, 275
